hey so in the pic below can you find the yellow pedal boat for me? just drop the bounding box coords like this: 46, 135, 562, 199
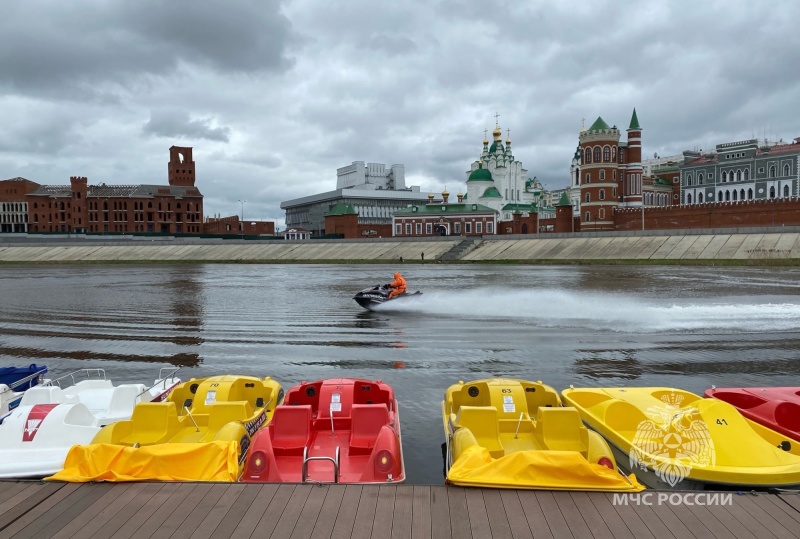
442, 379, 642, 491
48, 375, 283, 482
562, 387, 800, 490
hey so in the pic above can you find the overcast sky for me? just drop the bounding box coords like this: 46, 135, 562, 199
2, 1, 798, 228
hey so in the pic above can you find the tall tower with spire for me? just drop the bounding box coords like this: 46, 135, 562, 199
624, 108, 643, 205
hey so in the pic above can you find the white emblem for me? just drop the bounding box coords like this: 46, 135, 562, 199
25, 419, 42, 436
629, 392, 715, 487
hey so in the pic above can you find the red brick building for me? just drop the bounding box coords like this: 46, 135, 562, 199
392, 191, 497, 237
0, 177, 40, 232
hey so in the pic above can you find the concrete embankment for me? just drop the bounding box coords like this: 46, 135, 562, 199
1, 229, 799, 264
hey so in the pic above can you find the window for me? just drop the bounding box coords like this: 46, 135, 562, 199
476, 222, 482, 233
784, 185, 790, 197
744, 169, 749, 181
599, 208, 605, 219
686, 174, 692, 186
612, 187, 617, 197
585, 148, 592, 164
465, 222, 471, 233
486, 222, 493, 233
599, 170, 605, 180
722, 171, 727, 182
732, 190, 737, 201
698, 193, 704, 203
603, 146, 610, 161
698, 173, 704, 184
415, 222, 422, 235
599, 189, 605, 200
687, 194, 692, 204
395, 223, 401, 235
736, 170, 742, 181
770, 186, 776, 198
785, 164, 791, 176
585, 173, 590, 183
770, 166, 776, 178
593, 147, 601, 162
748, 188, 753, 199
454, 222, 461, 234
585, 193, 591, 203
585, 211, 590, 222
725, 191, 730, 201
426, 223, 432, 234
612, 147, 617, 161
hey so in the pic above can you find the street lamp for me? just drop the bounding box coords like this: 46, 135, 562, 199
238, 200, 246, 239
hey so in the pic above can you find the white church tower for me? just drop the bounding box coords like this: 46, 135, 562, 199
465, 117, 538, 220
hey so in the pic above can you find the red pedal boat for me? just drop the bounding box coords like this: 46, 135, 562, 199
705, 387, 800, 442
242, 378, 404, 484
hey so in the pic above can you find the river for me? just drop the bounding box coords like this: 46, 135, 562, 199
1, 263, 799, 484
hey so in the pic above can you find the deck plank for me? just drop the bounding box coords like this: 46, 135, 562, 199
715, 495, 782, 539
581, 492, 633, 539
350, 486, 379, 539
330, 484, 362, 539
230, 483, 280, 538
777, 493, 800, 514
51, 481, 129, 539
209, 483, 264, 539
642, 497, 704, 539
93, 482, 168, 539
446, 487, 472, 539
481, 489, 513, 539
123, 482, 197, 539
249, 484, 296, 538
758, 494, 800, 525
551, 491, 593, 539
696, 498, 758, 539
734, 495, 797, 539
168, 483, 232, 539
515, 490, 554, 539
0, 482, 85, 539
188, 484, 246, 539
267, 484, 312, 539
567, 492, 616, 539
17, 483, 114, 539
0, 482, 28, 506
534, 491, 576, 539
289, 484, 330, 539
0, 483, 54, 523
497, 490, 533, 539
310, 485, 346, 538
67, 482, 151, 539
599, 493, 657, 539
0, 482, 70, 536
680, 499, 739, 539
429, 486, 450, 539
391, 484, 414, 539
371, 485, 397, 539
464, 488, 492, 538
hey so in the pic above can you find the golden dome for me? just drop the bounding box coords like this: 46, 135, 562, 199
442, 189, 450, 196
427, 193, 435, 199
493, 126, 502, 139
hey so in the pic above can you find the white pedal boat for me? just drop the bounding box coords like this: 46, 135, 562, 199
0, 368, 180, 478
0, 366, 49, 423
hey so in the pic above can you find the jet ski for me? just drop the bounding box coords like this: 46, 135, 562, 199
353, 285, 422, 310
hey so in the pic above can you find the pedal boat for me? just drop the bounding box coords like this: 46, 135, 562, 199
49, 375, 283, 482
562, 386, 800, 490
705, 386, 800, 442
442, 379, 642, 491
0, 368, 179, 479
0, 364, 48, 422
242, 378, 404, 484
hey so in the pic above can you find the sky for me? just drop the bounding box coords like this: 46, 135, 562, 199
2, 1, 799, 229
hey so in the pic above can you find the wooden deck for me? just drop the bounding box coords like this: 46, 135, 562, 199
1, 481, 799, 539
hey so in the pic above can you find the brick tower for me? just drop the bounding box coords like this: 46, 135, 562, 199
168, 146, 196, 187
578, 118, 620, 231
624, 109, 643, 206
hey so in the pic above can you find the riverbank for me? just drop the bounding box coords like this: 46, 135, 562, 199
1, 230, 800, 264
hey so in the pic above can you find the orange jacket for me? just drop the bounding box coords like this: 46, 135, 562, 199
389, 272, 407, 293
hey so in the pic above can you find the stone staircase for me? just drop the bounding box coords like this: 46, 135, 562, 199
438, 238, 483, 261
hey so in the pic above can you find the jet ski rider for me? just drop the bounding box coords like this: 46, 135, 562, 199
386, 272, 407, 299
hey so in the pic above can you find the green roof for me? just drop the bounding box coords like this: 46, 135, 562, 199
501, 203, 537, 212
653, 177, 672, 186
588, 116, 610, 132
395, 203, 496, 215
324, 202, 357, 216
629, 108, 641, 130
556, 192, 572, 206
488, 141, 504, 154
468, 166, 493, 182
482, 187, 502, 198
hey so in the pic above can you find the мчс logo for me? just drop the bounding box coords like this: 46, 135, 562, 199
629, 392, 715, 487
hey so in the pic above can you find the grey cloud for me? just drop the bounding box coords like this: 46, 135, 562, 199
143, 110, 231, 142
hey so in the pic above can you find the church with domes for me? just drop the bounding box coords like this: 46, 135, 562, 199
465, 120, 549, 224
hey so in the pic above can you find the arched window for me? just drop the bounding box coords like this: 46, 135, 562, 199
603, 146, 610, 161
148, 201, 153, 209
593, 147, 601, 162
740, 189, 745, 200
744, 169, 749, 181
770, 186, 776, 198
785, 164, 791, 176
585, 211, 591, 222
736, 170, 742, 181
722, 171, 727, 182
687, 193, 692, 204
770, 166, 776, 178
585, 148, 592, 164
612, 147, 617, 161
725, 191, 730, 201
686, 174, 693, 186
599, 189, 605, 200
784, 185, 790, 197
747, 188, 753, 199
599, 170, 605, 180
585, 173, 590, 183
732, 190, 738, 201
585, 192, 591, 203
104, 201, 108, 210
698, 173, 704, 184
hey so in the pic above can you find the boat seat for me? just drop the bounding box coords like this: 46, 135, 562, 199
602, 401, 648, 432
103, 385, 145, 419
350, 404, 390, 451
127, 402, 178, 444
272, 405, 312, 455
456, 406, 504, 456
207, 402, 250, 433
536, 407, 587, 454
775, 402, 800, 432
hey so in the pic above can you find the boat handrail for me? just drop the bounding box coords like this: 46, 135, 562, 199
136, 367, 181, 401
301, 446, 340, 484
2, 368, 48, 393
46, 368, 106, 388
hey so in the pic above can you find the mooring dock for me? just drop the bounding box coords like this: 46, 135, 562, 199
1, 481, 798, 539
